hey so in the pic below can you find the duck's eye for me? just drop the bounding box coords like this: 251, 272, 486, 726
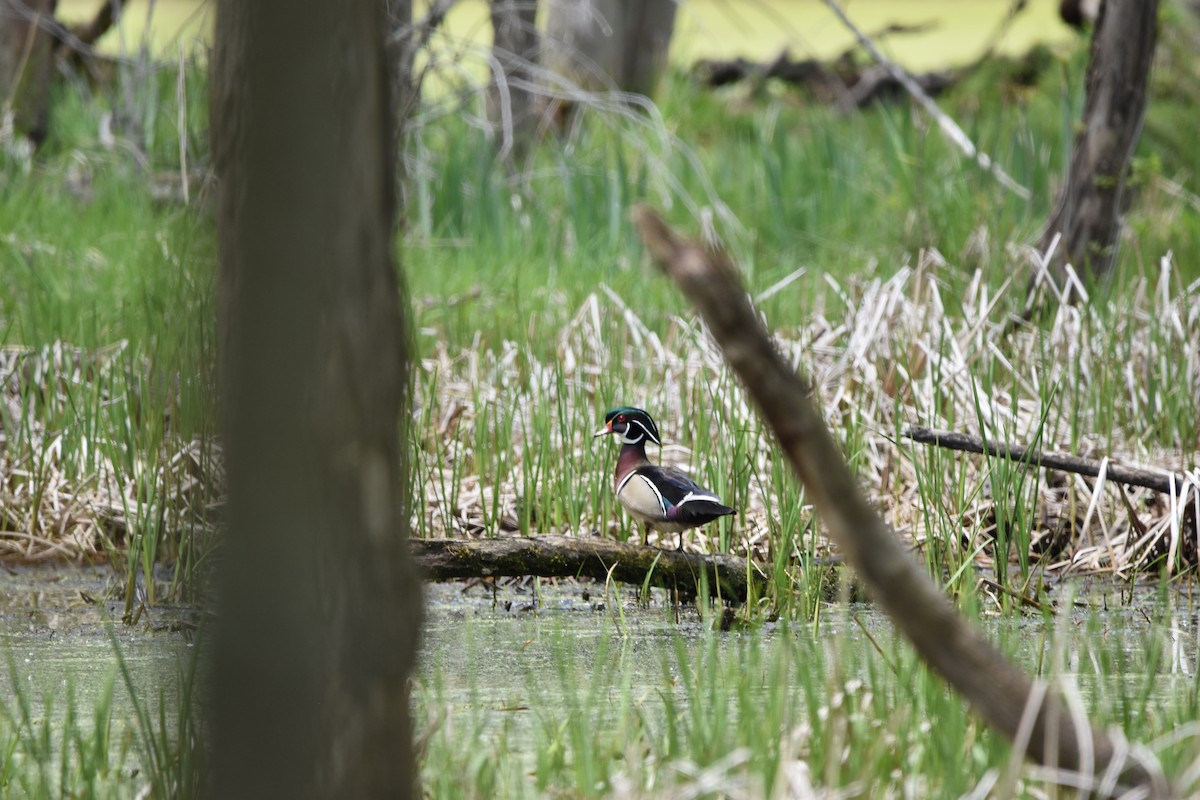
617, 415, 626, 422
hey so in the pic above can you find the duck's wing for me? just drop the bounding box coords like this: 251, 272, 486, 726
615, 468, 671, 521
632, 465, 735, 525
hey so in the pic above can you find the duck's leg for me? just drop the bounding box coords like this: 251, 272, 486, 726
642, 524, 650, 547
677, 530, 686, 552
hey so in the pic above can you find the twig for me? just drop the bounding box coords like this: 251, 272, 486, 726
902, 425, 1193, 496
979, 577, 1048, 613
632, 205, 1170, 798
821, 0, 1031, 200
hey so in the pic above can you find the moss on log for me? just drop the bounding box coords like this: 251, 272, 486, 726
410, 535, 767, 603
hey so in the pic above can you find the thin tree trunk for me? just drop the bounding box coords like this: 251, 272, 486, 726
543, 0, 675, 95
387, 0, 415, 213
620, 0, 676, 96
211, 0, 422, 796
488, 0, 540, 162
0, 0, 56, 144
1037, 0, 1159, 298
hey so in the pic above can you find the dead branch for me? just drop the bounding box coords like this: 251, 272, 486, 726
410, 535, 768, 602
50, 0, 118, 62
821, 0, 1031, 200
694, 50, 955, 109
631, 205, 1171, 798
696, 19, 947, 107
903, 425, 1195, 496
68, 0, 116, 47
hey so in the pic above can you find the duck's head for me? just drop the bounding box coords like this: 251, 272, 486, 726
593, 406, 662, 446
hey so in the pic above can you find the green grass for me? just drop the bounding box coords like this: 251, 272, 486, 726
2, 7, 1200, 797
0, 633, 204, 799
1, 58, 218, 607
4, 28, 1200, 605
417, 586, 1200, 798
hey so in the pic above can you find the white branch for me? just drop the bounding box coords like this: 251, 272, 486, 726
822, 0, 1031, 201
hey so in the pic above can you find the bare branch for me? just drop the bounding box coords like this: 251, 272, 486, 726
632, 204, 1171, 798
903, 425, 1197, 497
821, 0, 1031, 200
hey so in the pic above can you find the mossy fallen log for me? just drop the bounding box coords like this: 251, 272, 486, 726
410, 535, 768, 603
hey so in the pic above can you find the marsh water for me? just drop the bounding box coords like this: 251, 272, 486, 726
418, 578, 1198, 749
0, 565, 196, 740
1, 566, 1195, 776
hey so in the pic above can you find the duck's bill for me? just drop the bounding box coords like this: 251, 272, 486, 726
592, 423, 613, 438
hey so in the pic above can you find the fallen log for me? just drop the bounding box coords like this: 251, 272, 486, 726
903, 425, 1196, 496
410, 535, 768, 602
694, 51, 954, 108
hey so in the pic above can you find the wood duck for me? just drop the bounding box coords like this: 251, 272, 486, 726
593, 406, 735, 550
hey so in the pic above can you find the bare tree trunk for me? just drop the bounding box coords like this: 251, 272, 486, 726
620, 0, 676, 96
1037, 0, 1159, 298
387, 0, 416, 212
487, 0, 540, 162
211, 0, 422, 796
543, 0, 676, 95
0, 0, 56, 144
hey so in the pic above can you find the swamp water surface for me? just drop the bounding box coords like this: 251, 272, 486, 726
1, 567, 1195, 789
418, 579, 1199, 776
0, 565, 197, 768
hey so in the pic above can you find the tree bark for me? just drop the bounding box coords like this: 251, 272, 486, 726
0, 0, 56, 145
633, 206, 1172, 798
1037, 0, 1159, 298
387, 0, 415, 211
211, 0, 421, 797
412, 535, 771, 602
487, 0, 540, 162
620, 0, 676, 96
543, 0, 676, 96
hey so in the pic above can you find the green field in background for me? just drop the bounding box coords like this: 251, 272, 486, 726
55, 0, 1075, 70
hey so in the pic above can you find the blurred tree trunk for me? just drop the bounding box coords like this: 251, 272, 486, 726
488, 0, 540, 162
210, 0, 422, 797
543, 0, 676, 96
0, 0, 56, 145
1059, 0, 1101, 28
1037, 0, 1159, 299
388, 0, 416, 213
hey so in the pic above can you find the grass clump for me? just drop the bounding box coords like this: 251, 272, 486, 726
2, 61, 219, 607
2, 6, 1200, 798
0, 635, 205, 799
5, 23, 1200, 610
416, 585, 1200, 798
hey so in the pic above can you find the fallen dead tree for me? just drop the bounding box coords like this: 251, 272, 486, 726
905, 424, 1200, 571
694, 2, 1047, 112
410, 535, 769, 602
903, 425, 1196, 496
694, 50, 956, 109
631, 205, 1173, 798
